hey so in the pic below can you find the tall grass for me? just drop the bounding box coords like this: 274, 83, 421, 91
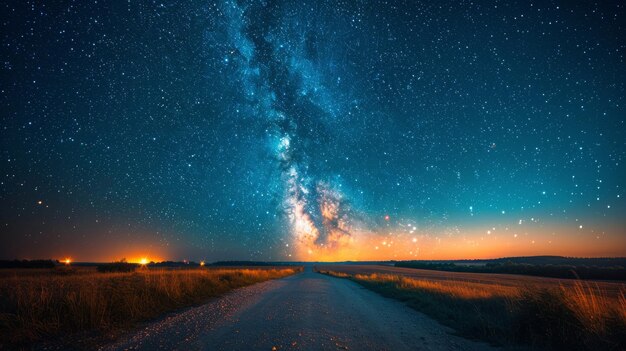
0, 267, 301, 349
318, 269, 626, 350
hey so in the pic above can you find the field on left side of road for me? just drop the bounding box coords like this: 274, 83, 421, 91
0, 266, 302, 349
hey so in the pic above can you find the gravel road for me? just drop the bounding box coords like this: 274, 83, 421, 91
101, 266, 497, 351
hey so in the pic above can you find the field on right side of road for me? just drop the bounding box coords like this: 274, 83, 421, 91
317, 265, 626, 351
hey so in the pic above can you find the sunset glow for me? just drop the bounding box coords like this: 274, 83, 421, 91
288, 220, 626, 262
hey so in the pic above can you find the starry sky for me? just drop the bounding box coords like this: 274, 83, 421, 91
1, 1, 625, 262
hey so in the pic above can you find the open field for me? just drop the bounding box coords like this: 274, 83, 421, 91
0, 266, 302, 349
323, 264, 626, 297
317, 265, 626, 350
395, 258, 626, 280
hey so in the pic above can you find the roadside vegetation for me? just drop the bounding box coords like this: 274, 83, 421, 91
317, 268, 626, 351
0, 266, 302, 349
395, 260, 626, 280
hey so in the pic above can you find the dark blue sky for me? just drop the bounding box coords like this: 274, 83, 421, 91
1, 1, 624, 261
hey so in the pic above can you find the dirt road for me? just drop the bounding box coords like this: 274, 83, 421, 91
101, 266, 497, 351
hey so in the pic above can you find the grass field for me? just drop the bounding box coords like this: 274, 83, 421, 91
316, 265, 626, 351
0, 266, 302, 349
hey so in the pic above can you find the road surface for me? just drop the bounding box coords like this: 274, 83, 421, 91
101, 266, 497, 351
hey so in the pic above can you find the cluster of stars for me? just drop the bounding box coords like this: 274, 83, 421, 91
0, 0, 624, 261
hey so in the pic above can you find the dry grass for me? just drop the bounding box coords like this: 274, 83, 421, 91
352, 272, 519, 299
561, 281, 613, 335
318, 269, 626, 350
0, 266, 302, 349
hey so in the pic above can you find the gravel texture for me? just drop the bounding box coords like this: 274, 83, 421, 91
101, 266, 498, 351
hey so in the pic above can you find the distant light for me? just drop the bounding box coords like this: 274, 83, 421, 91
64, 258, 71, 265
139, 258, 149, 265
200, 261, 205, 266
384, 215, 390, 221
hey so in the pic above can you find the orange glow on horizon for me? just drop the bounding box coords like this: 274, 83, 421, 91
24, 221, 624, 263
289, 222, 626, 261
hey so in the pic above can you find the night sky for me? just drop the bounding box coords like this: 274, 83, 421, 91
1, 1, 625, 262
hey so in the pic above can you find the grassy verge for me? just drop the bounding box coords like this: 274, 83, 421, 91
316, 269, 626, 350
0, 266, 302, 349
395, 260, 626, 280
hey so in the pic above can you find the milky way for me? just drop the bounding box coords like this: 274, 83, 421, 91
211, 1, 364, 256
1, 1, 625, 261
